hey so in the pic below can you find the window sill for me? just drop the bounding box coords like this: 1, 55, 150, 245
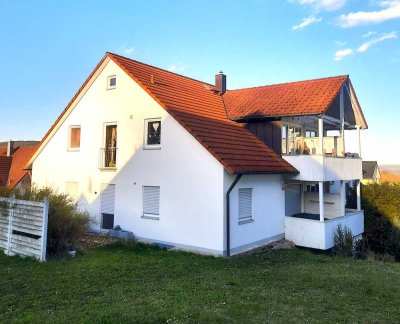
141, 215, 159, 220
67, 148, 80, 152
99, 167, 117, 172
239, 219, 254, 225
144, 146, 161, 150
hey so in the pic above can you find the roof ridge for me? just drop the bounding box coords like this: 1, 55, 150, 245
107, 52, 216, 88
226, 74, 349, 93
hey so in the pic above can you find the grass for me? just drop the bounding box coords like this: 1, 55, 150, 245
1, 242, 400, 323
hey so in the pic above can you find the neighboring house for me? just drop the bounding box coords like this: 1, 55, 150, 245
0, 141, 39, 189
362, 161, 381, 184
26, 53, 368, 255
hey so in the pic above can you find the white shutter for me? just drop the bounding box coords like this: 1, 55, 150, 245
238, 188, 252, 221
101, 184, 115, 214
143, 186, 160, 216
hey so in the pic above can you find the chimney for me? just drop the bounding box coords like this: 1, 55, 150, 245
215, 71, 226, 94
7, 140, 14, 157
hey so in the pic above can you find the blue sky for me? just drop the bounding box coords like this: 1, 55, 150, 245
0, 0, 399, 164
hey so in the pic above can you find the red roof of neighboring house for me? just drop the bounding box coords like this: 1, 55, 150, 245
0, 156, 12, 187
0, 146, 7, 157
223, 75, 349, 120
0, 145, 36, 189
8, 146, 36, 188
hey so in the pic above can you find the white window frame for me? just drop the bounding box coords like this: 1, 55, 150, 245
142, 186, 160, 220
107, 75, 116, 90
238, 188, 254, 225
144, 118, 162, 150
67, 125, 81, 151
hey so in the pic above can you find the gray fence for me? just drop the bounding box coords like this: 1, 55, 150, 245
0, 197, 49, 261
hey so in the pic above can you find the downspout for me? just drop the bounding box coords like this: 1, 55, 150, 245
226, 174, 242, 257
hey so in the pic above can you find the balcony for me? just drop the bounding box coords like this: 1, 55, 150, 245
281, 115, 362, 181
99, 147, 117, 169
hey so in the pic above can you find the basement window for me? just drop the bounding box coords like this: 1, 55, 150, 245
107, 75, 116, 89
238, 188, 253, 224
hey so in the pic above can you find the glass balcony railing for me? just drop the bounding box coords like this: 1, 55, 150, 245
283, 136, 347, 157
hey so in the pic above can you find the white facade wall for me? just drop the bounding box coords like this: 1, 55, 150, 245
225, 172, 286, 255
32, 59, 226, 255
304, 192, 342, 218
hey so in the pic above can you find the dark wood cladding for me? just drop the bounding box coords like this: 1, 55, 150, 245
246, 120, 282, 155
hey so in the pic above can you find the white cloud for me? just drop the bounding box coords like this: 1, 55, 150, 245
167, 65, 186, 72
123, 47, 134, 55
289, 0, 346, 12
362, 31, 377, 37
292, 15, 322, 30
337, 1, 400, 27
334, 48, 354, 61
167, 65, 177, 72
335, 40, 347, 46
358, 32, 397, 52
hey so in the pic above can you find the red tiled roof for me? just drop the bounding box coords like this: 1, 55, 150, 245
0, 145, 36, 189
8, 146, 36, 188
223, 75, 349, 120
0, 147, 7, 157
109, 53, 297, 174
0, 156, 12, 187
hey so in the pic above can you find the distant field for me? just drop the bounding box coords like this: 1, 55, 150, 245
380, 165, 400, 183
381, 165, 400, 175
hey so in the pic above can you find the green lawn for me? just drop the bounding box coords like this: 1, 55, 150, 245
1, 242, 400, 323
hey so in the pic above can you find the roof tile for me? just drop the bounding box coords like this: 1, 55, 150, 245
223, 75, 348, 120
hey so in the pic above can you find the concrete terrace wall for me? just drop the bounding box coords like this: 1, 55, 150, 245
32, 59, 226, 255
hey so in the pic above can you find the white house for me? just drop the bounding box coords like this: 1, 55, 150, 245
27, 52, 368, 256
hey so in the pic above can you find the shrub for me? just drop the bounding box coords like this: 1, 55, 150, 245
387, 228, 400, 262
362, 183, 400, 228
0, 186, 91, 257
364, 211, 392, 256
333, 224, 354, 258
353, 237, 369, 260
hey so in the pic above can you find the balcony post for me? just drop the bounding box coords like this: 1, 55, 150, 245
339, 88, 345, 156
340, 181, 346, 216
356, 180, 361, 211
319, 181, 324, 222
318, 117, 324, 155
356, 125, 361, 158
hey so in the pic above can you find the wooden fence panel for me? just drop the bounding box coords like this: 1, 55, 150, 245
0, 197, 49, 261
